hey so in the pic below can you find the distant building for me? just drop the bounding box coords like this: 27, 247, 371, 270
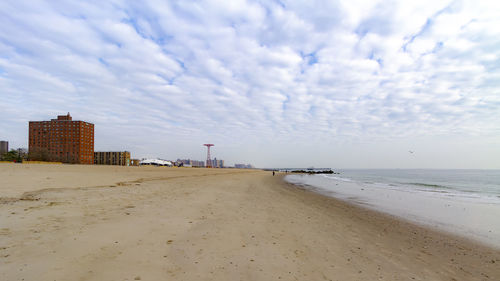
177, 159, 205, 167
17, 148, 28, 160
130, 159, 141, 166
211, 158, 224, 168
94, 151, 131, 166
235, 163, 254, 169
0, 141, 8, 156
29, 113, 94, 164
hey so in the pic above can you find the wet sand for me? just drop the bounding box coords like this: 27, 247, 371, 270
285, 173, 500, 248
0, 164, 499, 280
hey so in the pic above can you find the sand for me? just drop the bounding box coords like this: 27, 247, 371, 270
0, 163, 499, 280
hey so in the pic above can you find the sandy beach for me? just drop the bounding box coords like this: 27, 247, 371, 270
1, 164, 499, 280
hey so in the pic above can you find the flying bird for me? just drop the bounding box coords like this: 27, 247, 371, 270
409, 150, 414, 154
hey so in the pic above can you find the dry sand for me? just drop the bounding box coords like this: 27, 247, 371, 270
0, 163, 499, 280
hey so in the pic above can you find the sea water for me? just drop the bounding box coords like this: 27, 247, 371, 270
285, 169, 500, 248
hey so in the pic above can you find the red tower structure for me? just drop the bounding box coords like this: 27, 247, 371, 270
203, 144, 214, 168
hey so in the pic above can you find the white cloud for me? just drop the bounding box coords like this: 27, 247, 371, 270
0, 0, 499, 168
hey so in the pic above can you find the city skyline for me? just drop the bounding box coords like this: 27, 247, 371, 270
1, 1, 499, 168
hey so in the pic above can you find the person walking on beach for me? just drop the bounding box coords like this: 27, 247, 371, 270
273, 171, 275, 176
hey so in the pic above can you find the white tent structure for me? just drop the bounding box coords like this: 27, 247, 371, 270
140, 158, 173, 166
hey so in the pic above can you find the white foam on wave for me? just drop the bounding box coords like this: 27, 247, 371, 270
361, 180, 500, 204
320, 174, 352, 182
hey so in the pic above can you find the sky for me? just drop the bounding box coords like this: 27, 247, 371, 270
0, 0, 499, 168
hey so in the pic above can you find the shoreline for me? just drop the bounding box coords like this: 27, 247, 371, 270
279, 174, 497, 249
1, 164, 499, 280
276, 174, 500, 279
284, 173, 500, 249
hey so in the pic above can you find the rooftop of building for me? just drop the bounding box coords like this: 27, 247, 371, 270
29, 113, 94, 124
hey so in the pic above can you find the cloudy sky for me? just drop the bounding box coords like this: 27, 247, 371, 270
1, 0, 499, 168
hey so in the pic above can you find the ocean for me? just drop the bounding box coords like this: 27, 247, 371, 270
285, 169, 500, 248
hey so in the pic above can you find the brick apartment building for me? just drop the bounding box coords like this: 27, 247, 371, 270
29, 113, 94, 164
94, 151, 131, 166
